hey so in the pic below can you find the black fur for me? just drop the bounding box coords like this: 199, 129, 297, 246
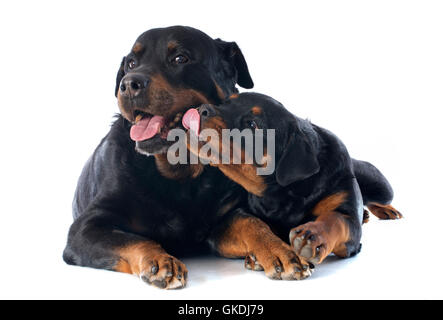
275, 121, 320, 186
64, 26, 394, 285
63, 26, 252, 275
198, 93, 395, 257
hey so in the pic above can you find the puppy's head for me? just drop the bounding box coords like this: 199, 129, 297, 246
184, 93, 320, 196
115, 26, 253, 155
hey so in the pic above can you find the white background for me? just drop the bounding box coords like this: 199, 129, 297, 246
1, 0, 442, 299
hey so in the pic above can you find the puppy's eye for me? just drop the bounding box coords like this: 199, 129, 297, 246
173, 54, 189, 64
248, 120, 258, 130
128, 59, 136, 69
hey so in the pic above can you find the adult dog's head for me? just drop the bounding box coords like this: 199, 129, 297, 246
116, 26, 253, 155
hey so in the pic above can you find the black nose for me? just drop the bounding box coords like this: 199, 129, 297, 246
199, 104, 216, 119
119, 74, 149, 97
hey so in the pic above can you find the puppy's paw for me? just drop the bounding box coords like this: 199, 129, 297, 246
367, 203, 403, 220
290, 222, 333, 265
245, 243, 312, 280
139, 254, 188, 290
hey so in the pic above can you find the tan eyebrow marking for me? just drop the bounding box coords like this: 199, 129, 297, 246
167, 41, 178, 51
132, 42, 144, 54
251, 106, 262, 115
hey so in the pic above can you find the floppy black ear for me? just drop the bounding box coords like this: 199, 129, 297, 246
275, 129, 320, 187
115, 57, 126, 97
215, 39, 254, 89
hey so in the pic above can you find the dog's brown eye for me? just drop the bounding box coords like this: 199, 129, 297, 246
173, 55, 189, 64
128, 59, 136, 69
248, 120, 258, 129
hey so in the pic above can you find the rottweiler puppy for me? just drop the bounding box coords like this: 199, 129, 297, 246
184, 92, 402, 269
63, 26, 314, 289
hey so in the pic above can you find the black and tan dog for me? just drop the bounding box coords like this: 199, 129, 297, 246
185, 92, 402, 268
64, 26, 400, 289
63, 27, 317, 289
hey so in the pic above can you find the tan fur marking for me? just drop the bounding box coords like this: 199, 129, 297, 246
251, 106, 262, 115
217, 215, 275, 258
291, 192, 353, 264
132, 42, 144, 54
313, 192, 351, 257
312, 192, 348, 216
187, 115, 227, 161
367, 202, 403, 220
216, 215, 311, 279
217, 164, 267, 196
118, 74, 211, 122
114, 241, 164, 275
149, 74, 211, 117
167, 41, 178, 51
114, 241, 188, 289
114, 259, 133, 274
188, 115, 267, 196
315, 212, 350, 257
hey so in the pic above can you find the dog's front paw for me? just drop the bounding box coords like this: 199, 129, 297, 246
139, 254, 188, 289
245, 242, 312, 280
290, 222, 334, 265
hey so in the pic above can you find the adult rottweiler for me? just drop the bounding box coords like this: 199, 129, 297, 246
63, 26, 317, 289
64, 26, 399, 288
184, 92, 402, 269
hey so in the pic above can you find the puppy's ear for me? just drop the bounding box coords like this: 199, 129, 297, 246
115, 57, 126, 97
215, 39, 254, 89
275, 126, 320, 187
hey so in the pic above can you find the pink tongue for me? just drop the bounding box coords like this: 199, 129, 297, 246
182, 108, 200, 135
130, 116, 165, 141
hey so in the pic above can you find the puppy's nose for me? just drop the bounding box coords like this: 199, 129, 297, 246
199, 104, 216, 119
119, 74, 149, 97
